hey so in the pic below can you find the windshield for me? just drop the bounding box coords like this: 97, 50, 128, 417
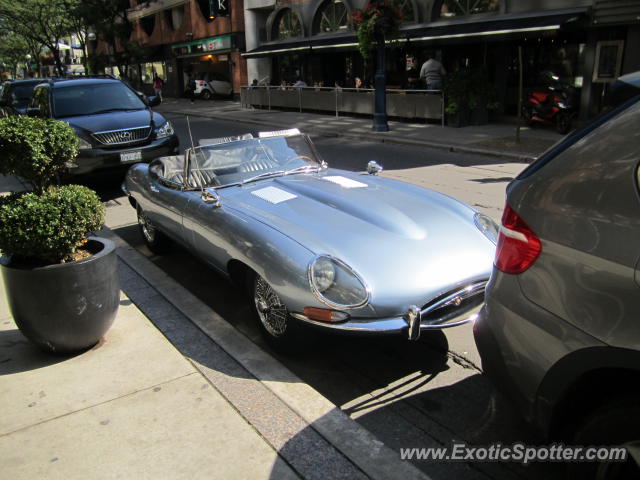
53, 82, 146, 118
188, 134, 323, 188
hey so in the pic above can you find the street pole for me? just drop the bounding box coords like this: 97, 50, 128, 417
372, 31, 389, 132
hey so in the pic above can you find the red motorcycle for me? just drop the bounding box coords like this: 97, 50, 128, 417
522, 74, 575, 134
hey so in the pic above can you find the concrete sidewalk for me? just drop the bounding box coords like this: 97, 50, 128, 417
0, 271, 298, 479
155, 98, 565, 162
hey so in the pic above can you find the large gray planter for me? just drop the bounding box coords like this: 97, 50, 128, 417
1, 236, 119, 354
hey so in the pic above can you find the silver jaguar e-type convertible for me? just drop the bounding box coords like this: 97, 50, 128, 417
122, 129, 498, 349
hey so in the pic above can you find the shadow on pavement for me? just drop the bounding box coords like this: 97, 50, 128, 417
0, 327, 76, 375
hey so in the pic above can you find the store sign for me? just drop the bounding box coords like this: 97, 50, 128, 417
171, 35, 233, 57
209, 0, 229, 17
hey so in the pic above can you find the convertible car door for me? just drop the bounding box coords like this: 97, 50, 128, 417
182, 191, 237, 274
145, 178, 192, 244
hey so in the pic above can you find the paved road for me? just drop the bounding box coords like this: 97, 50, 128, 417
97, 114, 562, 480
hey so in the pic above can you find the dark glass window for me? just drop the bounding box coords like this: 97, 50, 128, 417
438, 0, 499, 18
313, 0, 348, 34
140, 15, 156, 36
398, 0, 416, 23
274, 9, 303, 40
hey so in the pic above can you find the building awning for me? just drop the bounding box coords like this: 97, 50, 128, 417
243, 8, 588, 58
408, 8, 588, 43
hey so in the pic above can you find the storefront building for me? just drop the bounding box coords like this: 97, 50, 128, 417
124, 0, 248, 98
243, 0, 640, 118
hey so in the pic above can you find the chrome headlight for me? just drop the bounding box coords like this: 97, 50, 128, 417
474, 213, 499, 244
155, 121, 175, 138
77, 136, 92, 150
308, 255, 369, 308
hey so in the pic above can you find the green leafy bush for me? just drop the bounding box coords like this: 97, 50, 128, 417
0, 116, 78, 194
0, 185, 105, 264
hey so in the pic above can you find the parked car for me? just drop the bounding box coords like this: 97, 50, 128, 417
474, 71, 640, 479
122, 129, 498, 350
194, 72, 233, 99
0, 78, 45, 117
27, 76, 179, 175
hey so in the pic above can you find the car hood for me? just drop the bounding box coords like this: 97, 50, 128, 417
224, 169, 495, 309
62, 109, 162, 134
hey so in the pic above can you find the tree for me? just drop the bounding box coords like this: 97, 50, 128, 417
0, 0, 76, 76
0, 33, 30, 77
77, 0, 150, 78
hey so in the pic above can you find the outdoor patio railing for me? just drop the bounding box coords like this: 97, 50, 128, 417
240, 86, 444, 126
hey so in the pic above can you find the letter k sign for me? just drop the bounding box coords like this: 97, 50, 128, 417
217, 0, 226, 11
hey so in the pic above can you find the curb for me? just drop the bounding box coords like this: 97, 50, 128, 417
158, 106, 537, 163
100, 227, 431, 480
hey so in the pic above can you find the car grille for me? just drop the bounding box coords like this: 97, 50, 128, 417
420, 281, 487, 326
92, 126, 151, 146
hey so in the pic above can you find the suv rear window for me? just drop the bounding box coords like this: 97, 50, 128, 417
53, 82, 146, 118
517, 95, 640, 180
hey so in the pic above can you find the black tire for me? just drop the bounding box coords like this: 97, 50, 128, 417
201, 89, 212, 100
137, 206, 170, 254
567, 396, 640, 480
252, 273, 303, 353
556, 113, 572, 134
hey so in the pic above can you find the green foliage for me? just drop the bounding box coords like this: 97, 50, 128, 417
444, 69, 472, 115
445, 68, 498, 113
0, 0, 77, 75
0, 185, 105, 264
351, 1, 404, 59
0, 116, 79, 194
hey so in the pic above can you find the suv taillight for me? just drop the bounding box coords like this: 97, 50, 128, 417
495, 204, 541, 274
197, 80, 205, 86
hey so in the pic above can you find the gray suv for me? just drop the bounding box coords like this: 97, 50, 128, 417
474, 72, 640, 479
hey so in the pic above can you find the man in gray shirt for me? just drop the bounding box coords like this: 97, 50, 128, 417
420, 53, 446, 90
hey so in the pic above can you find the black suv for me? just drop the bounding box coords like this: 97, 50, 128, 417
28, 76, 179, 175
0, 78, 46, 116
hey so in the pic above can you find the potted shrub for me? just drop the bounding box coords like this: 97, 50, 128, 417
0, 115, 119, 353
468, 68, 497, 126
444, 69, 471, 128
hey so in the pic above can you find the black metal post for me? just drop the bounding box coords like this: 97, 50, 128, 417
372, 31, 389, 132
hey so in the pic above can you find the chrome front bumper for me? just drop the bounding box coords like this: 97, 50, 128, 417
291, 281, 487, 341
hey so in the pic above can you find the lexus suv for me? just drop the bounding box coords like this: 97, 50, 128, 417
474, 71, 640, 479
27, 76, 179, 175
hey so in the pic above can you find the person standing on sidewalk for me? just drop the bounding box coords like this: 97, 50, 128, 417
186, 72, 196, 103
420, 53, 446, 91
153, 75, 164, 101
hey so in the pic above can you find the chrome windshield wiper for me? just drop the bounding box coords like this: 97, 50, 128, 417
284, 165, 321, 176
242, 170, 285, 185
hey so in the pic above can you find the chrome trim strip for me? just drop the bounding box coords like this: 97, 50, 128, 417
290, 307, 479, 334
420, 281, 487, 320
93, 125, 151, 135
306, 254, 371, 310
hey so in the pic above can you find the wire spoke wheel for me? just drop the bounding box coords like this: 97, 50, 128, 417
254, 275, 289, 338
138, 209, 156, 243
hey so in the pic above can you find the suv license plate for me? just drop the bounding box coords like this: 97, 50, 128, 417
120, 151, 142, 163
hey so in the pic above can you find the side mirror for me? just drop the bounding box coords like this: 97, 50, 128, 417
147, 95, 161, 107
26, 107, 42, 117
201, 188, 221, 207
367, 160, 383, 175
